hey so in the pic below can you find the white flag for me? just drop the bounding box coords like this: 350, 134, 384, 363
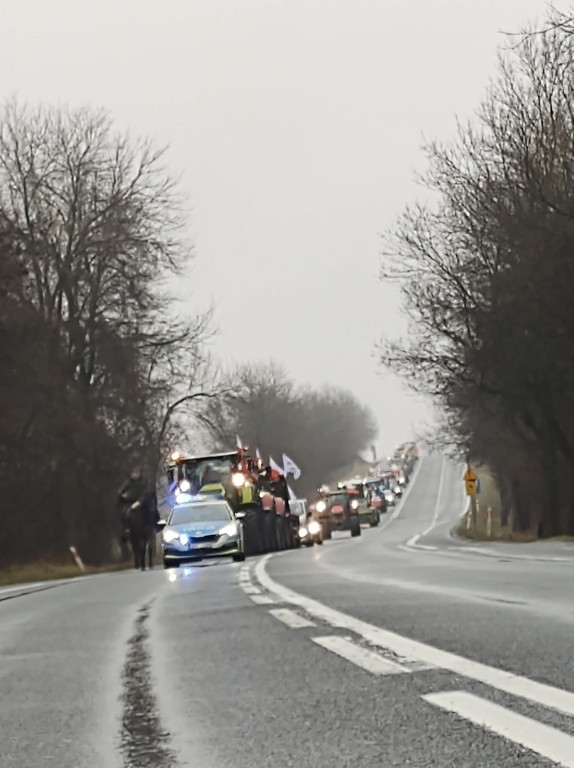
287, 484, 297, 502
282, 453, 301, 480
269, 456, 284, 475
256, 447, 262, 460
236, 435, 243, 449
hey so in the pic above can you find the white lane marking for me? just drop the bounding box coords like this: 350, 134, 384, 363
313, 636, 408, 676
0, 582, 45, 595
241, 586, 261, 595
421, 455, 446, 537
378, 456, 425, 531
0, 574, 96, 598
448, 546, 572, 563
424, 691, 574, 767
250, 594, 275, 605
269, 608, 316, 629
255, 555, 574, 718
404, 534, 438, 551
404, 457, 452, 551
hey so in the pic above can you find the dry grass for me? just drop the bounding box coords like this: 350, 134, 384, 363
0, 559, 146, 588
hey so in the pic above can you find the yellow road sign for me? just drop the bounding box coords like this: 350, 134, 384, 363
464, 467, 477, 482
465, 478, 477, 496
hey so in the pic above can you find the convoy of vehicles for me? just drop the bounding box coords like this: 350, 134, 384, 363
165, 449, 293, 556
159, 442, 418, 567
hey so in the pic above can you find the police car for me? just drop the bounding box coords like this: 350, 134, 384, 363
158, 494, 245, 568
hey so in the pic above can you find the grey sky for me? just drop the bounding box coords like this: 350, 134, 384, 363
1, 0, 548, 456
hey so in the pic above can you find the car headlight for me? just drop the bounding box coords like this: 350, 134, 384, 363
316, 500, 326, 513
232, 472, 245, 488
351, 500, 359, 510
299, 527, 308, 537
308, 521, 321, 535
219, 523, 238, 538
179, 479, 191, 492
163, 528, 180, 543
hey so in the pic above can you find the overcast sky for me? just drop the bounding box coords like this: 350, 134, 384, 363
0, 0, 550, 456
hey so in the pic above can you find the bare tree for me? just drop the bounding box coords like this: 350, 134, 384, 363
0, 100, 214, 565
200, 361, 377, 496
380, 21, 574, 535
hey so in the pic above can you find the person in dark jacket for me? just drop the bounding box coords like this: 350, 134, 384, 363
117, 468, 147, 540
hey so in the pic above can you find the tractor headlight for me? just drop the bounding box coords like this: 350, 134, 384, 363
308, 521, 321, 535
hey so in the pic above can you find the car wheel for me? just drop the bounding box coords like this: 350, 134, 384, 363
163, 559, 179, 569
350, 517, 361, 537
232, 552, 246, 562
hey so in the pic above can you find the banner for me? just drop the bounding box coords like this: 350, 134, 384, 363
282, 453, 302, 480
287, 485, 297, 502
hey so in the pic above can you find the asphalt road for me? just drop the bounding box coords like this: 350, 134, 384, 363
3, 454, 574, 767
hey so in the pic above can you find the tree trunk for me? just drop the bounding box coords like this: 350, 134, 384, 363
539, 443, 558, 538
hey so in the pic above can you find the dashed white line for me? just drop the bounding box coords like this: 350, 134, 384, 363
269, 608, 316, 629
249, 594, 275, 605
241, 586, 261, 595
313, 636, 408, 676
255, 555, 574, 718
424, 690, 574, 768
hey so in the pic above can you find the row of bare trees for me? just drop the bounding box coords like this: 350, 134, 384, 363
381, 16, 574, 536
200, 362, 378, 498
0, 101, 214, 565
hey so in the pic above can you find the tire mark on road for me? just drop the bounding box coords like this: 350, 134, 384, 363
121, 601, 177, 768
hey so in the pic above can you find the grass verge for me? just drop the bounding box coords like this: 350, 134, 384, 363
0, 558, 159, 588
454, 466, 539, 542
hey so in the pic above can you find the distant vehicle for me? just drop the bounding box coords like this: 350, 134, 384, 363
315, 489, 361, 538
290, 499, 323, 546
384, 488, 396, 507
298, 516, 323, 547
365, 479, 388, 517
336, 478, 380, 527
393, 484, 403, 499
158, 497, 245, 568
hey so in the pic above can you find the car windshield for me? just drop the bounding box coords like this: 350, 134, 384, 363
169, 502, 233, 525
326, 493, 349, 506
178, 456, 236, 491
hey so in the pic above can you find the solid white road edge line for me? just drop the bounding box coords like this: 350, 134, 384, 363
421, 455, 446, 537
424, 690, 574, 768
269, 608, 316, 629
313, 636, 408, 676
255, 555, 574, 718
447, 546, 572, 563
0, 582, 46, 595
